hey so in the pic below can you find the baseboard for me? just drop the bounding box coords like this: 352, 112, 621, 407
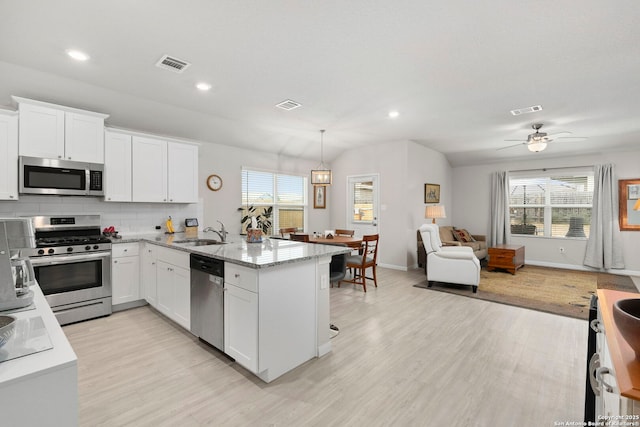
377, 263, 408, 271
525, 260, 640, 279
317, 341, 332, 357
112, 299, 148, 313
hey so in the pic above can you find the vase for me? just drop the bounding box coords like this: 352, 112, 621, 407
246, 228, 263, 243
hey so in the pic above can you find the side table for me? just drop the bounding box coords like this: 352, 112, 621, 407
487, 244, 525, 275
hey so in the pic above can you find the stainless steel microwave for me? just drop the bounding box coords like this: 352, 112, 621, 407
19, 156, 104, 196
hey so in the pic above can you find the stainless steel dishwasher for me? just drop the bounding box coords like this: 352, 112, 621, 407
190, 253, 224, 351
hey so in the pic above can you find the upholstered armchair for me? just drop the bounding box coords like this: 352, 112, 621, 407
419, 224, 481, 293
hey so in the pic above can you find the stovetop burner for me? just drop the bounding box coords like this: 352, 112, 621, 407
36, 236, 111, 247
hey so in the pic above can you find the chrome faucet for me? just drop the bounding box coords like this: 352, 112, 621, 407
204, 221, 228, 242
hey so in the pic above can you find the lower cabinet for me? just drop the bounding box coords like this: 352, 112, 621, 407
155, 248, 190, 330
223, 261, 317, 382
111, 243, 140, 306
141, 243, 157, 307
224, 283, 258, 373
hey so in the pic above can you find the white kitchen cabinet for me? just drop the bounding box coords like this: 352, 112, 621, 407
223, 261, 317, 382
104, 130, 132, 201
0, 110, 18, 200
224, 281, 259, 373
167, 141, 198, 203
111, 243, 140, 306
141, 243, 157, 307
14, 97, 107, 163
155, 247, 190, 330
132, 135, 168, 202
131, 135, 198, 203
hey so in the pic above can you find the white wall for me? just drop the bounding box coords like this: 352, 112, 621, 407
452, 148, 640, 275
198, 142, 331, 234
331, 140, 452, 270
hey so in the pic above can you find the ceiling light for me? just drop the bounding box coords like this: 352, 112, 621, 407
196, 82, 211, 91
388, 110, 399, 118
311, 130, 332, 185
510, 105, 542, 116
66, 49, 90, 61
527, 141, 547, 152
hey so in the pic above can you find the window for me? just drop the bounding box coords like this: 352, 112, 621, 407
241, 168, 307, 235
508, 169, 594, 238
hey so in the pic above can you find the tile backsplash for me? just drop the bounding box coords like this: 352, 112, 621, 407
0, 195, 202, 234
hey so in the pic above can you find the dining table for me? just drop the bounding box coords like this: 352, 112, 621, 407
307, 235, 362, 249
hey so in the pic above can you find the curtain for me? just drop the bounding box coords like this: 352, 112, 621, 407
490, 171, 511, 246
584, 164, 625, 269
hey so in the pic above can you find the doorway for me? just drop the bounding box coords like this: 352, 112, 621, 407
346, 174, 379, 237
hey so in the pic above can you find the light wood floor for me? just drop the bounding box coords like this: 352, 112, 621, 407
64, 267, 587, 426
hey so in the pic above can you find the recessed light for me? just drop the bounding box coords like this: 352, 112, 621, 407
388, 110, 399, 118
66, 49, 90, 61
196, 82, 212, 91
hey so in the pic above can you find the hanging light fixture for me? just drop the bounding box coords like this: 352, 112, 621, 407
311, 129, 332, 185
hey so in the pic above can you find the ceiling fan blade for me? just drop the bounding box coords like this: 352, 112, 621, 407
504, 139, 526, 142
555, 136, 588, 140
546, 131, 572, 137
497, 142, 526, 151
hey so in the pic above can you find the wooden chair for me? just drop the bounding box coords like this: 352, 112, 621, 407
334, 229, 355, 237
279, 227, 298, 238
342, 234, 379, 292
290, 233, 310, 242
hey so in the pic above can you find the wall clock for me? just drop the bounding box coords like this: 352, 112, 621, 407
206, 174, 223, 191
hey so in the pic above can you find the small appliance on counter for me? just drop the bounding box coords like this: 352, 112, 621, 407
185, 218, 198, 238
0, 218, 36, 312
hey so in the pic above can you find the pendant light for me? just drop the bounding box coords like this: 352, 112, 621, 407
311, 129, 332, 185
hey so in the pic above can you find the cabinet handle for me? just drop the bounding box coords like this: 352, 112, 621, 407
124, 249, 128, 252
114, 260, 118, 264
58, 155, 62, 159
588, 352, 602, 396
596, 366, 615, 393
590, 319, 603, 334
9, 195, 14, 199
68, 157, 72, 160
235, 273, 240, 278
151, 262, 155, 265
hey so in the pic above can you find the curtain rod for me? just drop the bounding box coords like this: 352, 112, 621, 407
508, 165, 594, 173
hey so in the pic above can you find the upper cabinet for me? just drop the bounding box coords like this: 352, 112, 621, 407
0, 110, 19, 200
13, 97, 108, 164
167, 141, 198, 203
105, 129, 198, 203
104, 130, 133, 202
132, 135, 168, 202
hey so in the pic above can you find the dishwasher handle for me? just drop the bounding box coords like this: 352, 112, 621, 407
190, 253, 224, 277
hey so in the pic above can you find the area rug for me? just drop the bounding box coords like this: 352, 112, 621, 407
413, 265, 637, 320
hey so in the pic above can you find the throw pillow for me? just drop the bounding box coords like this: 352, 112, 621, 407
453, 229, 474, 243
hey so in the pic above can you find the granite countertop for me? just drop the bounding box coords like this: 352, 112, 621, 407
113, 232, 352, 269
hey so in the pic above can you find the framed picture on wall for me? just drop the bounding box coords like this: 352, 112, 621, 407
424, 183, 440, 204
619, 179, 640, 231
314, 185, 326, 209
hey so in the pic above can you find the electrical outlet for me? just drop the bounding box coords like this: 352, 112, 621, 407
559, 247, 565, 253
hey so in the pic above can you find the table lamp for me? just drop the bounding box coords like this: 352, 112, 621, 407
425, 205, 446, 224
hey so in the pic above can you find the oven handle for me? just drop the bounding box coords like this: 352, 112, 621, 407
30, 251, 111, 266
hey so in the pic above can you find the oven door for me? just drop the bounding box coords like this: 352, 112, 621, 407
30, 251, 112, 308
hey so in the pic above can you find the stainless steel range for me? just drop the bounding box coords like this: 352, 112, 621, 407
21, 215, 112, 325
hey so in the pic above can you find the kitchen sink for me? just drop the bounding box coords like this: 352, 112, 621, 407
173, 239, 227, 246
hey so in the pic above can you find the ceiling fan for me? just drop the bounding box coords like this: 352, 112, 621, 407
499, 123, 587, 152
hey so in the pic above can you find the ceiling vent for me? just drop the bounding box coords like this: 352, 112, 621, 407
275, 99, 302, 111
510, 105, 543, 116
155, 55, 191, 73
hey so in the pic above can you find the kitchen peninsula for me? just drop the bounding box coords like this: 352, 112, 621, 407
117, 233, 351, 383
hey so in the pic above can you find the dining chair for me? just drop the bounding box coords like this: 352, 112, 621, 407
279, 227, 298, 238
342, 234, 379, 292
334, 229, 355, 237
290, 233, 310, 242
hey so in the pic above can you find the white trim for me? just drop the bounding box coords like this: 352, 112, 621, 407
377, 262, 408, 271
12, 96, 109, 119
